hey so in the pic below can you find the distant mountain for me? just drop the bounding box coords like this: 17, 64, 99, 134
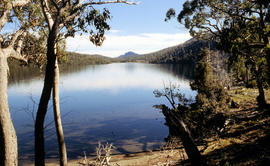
67, 37, 218, 65
118, 51, 138, 58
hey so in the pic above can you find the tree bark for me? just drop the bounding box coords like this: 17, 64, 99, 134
255, 76, 267, 108
245, 63, 249, 87
266, 49, 270, 86
0, 50, 18, 166
53, 58, 68, 166
35, 30, 57, 166
253, 64, 267, 108
161, 105, 205, 166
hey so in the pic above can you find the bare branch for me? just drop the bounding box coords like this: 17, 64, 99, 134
79, 0, 138, 11
169, 82, 176, 107
84, 0, 139, 6
61, 0, 138, 29
162, 82, 176, 110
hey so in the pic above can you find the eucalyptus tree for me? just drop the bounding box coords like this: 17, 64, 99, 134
0, 0, 44, 165
166, 0, 270, 107
35, 0, 137, 165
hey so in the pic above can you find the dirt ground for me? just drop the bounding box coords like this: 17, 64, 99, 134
20, 147, 187, 166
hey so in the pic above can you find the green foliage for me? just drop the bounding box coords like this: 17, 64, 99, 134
182, 49, 230, 138
6, 0, 45, 29
166, 0, 270, 107
153, 78, 228, 140
65, 8, 111, 46
191, 48, 229, 114
21, 32, 46, 67
21, 31, 69, 68
228, 55, 249, 85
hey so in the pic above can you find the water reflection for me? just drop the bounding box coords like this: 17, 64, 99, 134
8, 63, 195, 161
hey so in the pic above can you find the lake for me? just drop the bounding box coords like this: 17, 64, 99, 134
8, 63, 195, 161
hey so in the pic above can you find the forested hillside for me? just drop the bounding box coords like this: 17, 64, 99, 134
150, 38, 216, 64
64, 52, 112, 66
115, 38, 217, 64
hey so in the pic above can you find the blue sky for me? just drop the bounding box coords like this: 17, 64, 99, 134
67, 0, 191, 57
102, 0, 186, 34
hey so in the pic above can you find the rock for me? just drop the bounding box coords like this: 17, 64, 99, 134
231, 100, 240, 108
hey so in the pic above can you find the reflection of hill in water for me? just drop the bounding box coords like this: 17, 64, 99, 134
8, 60, 43, 86
8, 61, 91, 86
152, 63, 194, 81
8, 62, 194, 87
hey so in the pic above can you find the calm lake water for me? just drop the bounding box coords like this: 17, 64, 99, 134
8, 63, 195, 160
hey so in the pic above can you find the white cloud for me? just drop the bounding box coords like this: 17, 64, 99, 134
109, 29, 120, 34
66, 32, 191, 57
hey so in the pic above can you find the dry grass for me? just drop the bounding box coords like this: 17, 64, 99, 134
201, 87, 270, 165
76, 139, 187, 166
79, 142, 114, 166
228, 86, 270, 105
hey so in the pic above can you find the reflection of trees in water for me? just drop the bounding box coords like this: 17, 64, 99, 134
124, 63, 136, 73
8, 63, 195, 86
153, 63, 194, 80
8, 60, 93, 86
8, 59, 43, 85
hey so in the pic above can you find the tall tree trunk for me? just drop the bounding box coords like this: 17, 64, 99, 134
53, 58, 68, 166
255, 76, 267, 108
266, 50, 270, 86
161, 105, 205, 166
35, 32, 56, 166
253, 64, 267, 108
0, 51, 18, 166
245, 63, 249, 87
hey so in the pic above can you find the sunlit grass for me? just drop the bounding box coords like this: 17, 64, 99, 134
228, 86, 270, 105
201, 87, 270, 165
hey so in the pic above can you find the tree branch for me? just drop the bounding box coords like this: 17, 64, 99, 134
8, 49, 28, 63
6, 31, 28, 63
40, 0, 54, 30
8, 29, 24, 48
0, 9, 10, 32
50, 0, 60, 12
169, 83, 176, 107
16, 31, 27, 53
79, 0, 138, 9
12, 0, 31, 7
61, 0, 138, 29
